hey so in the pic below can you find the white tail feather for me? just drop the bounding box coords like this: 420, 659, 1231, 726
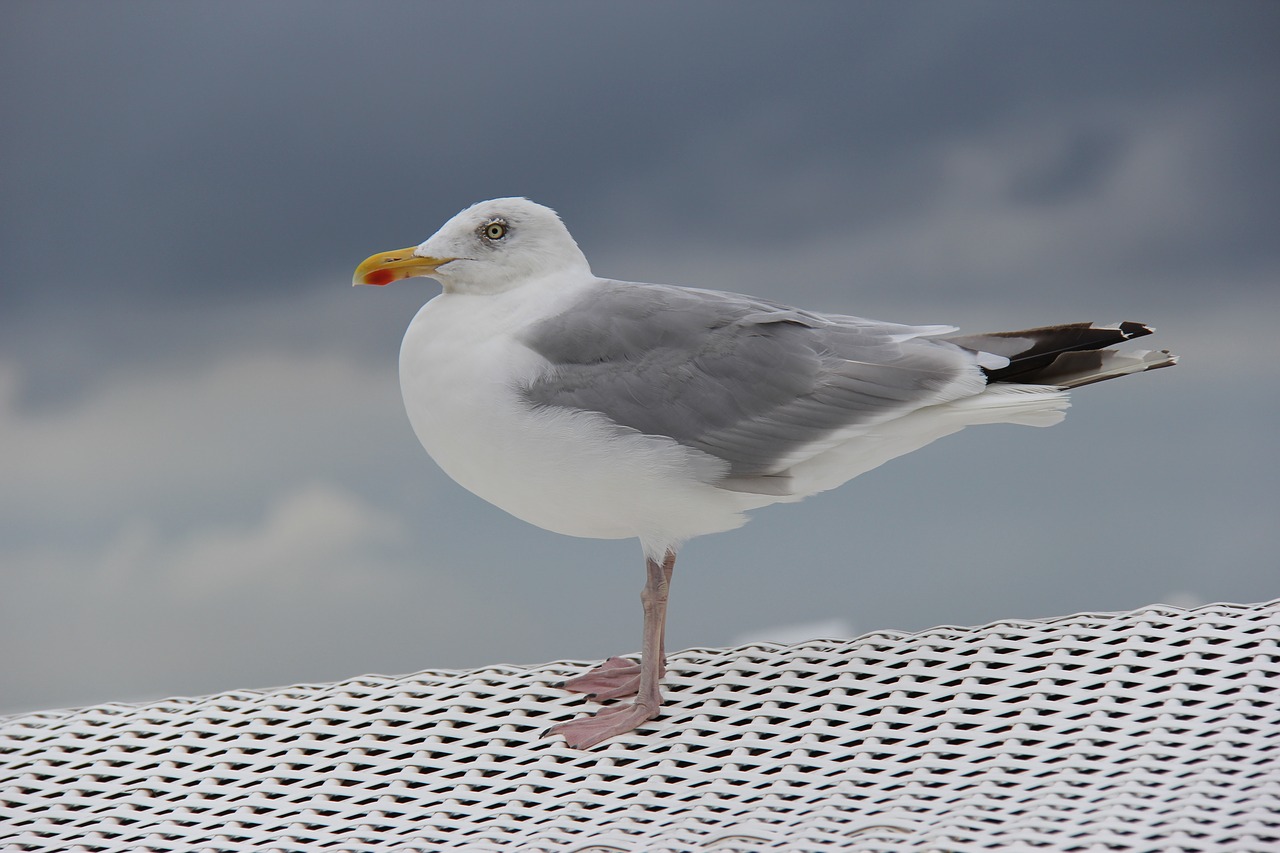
945, 384, 1070, 427
779, 384, 1070, 497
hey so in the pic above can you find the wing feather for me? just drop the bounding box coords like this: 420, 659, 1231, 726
520, 282, 981, 478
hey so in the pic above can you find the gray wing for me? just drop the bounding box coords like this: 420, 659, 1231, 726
520, 281, 979, 480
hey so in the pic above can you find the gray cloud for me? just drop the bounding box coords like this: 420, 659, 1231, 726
5, 3, 1276, 301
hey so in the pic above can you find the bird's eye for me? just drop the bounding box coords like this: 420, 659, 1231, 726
483, 220, 508, 240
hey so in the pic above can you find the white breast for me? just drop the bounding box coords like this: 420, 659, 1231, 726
397, 281, 752, 550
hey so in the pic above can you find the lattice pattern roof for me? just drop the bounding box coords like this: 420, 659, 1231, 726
3, 599, 1278, 851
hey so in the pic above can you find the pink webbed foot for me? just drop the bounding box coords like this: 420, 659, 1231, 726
550, 550, 676, 749
559, 656, 637, 696
559, 656, 666, 701
548, 696, 663, 749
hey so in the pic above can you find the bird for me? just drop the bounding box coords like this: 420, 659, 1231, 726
353, 197, 1176, 749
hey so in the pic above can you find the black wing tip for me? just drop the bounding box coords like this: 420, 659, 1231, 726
1117, 321, 1154, 340
966, 320, 1169, 386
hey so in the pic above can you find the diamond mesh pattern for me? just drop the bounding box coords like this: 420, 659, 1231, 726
3, 600, 1278, 852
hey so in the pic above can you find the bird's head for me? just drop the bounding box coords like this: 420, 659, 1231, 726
353, 197, 591, 295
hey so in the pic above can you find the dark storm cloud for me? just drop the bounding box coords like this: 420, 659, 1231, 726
4, 2, 1277, 302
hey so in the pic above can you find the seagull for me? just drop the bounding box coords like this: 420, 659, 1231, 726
354, 197, 1176, 748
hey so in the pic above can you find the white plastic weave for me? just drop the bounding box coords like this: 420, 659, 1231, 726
3, 600, 1278, 852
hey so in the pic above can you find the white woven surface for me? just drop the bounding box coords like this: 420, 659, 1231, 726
2, 600, 1278, 852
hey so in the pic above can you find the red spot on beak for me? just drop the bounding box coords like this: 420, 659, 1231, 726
363, 268, 396, 286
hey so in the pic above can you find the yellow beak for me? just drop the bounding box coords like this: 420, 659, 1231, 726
352, 247, 454, 286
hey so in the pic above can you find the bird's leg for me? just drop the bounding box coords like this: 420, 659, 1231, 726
549, 550, 675, 749
559, 550, 675, 700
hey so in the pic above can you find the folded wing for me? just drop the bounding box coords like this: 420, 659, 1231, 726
520, 282, 984, 478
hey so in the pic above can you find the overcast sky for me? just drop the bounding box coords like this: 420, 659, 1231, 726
2, 1, 1277, 715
